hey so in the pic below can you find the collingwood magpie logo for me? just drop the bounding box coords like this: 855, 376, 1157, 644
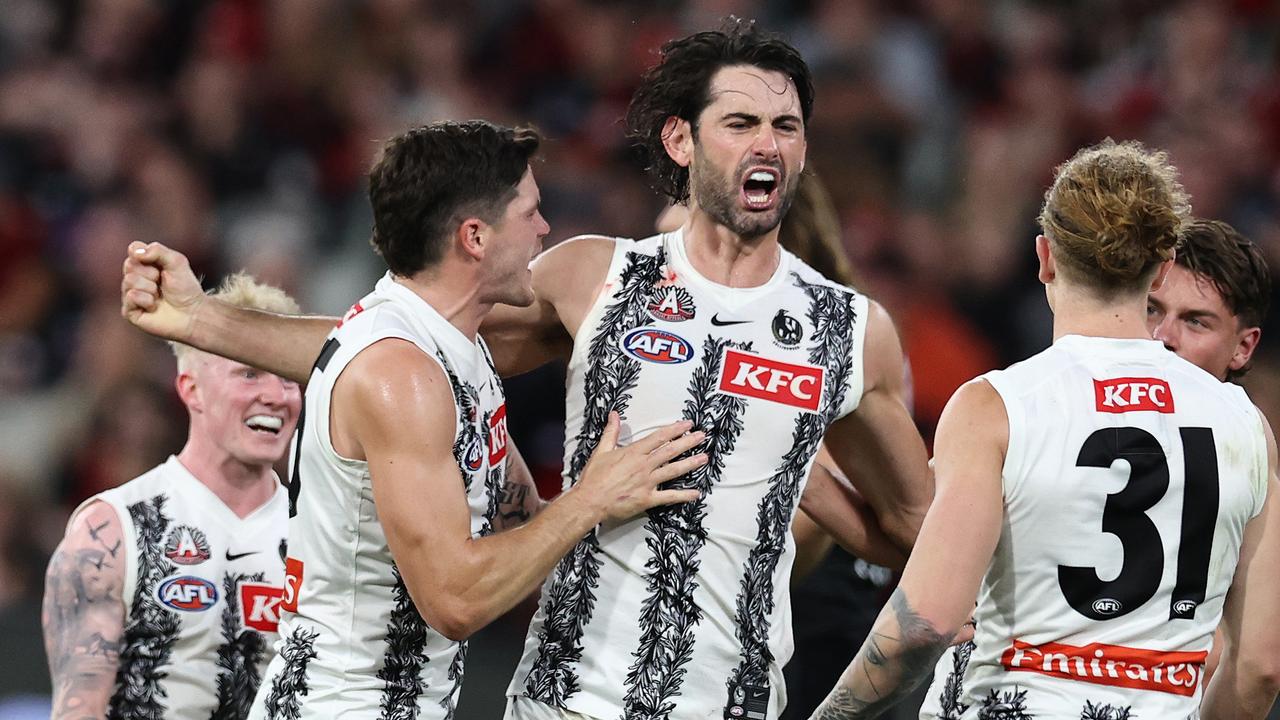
771, 309, 802, 348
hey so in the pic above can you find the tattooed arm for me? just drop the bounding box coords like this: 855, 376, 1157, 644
43, 501, 127, 720
495, 440, 547, 530
810, 379, 1006, 719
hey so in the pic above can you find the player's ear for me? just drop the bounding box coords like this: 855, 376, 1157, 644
1230, 325, 1263, 374
175, 368, 200, 412
457, 217, 487, 262
661, 116, 694, 168
1035, 235, 1056, 285
1148, 256, 1175, 293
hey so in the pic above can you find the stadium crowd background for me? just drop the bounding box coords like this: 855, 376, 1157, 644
0, 0, 1277, 717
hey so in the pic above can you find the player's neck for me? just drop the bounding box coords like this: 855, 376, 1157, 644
1050, 285, 1151, 342
394, 271, 485, 341
681, 213, 782, 288
176, 446, 278, 519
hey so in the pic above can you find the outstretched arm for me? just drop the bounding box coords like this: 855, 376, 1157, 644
43, 501, 126, 720
823, 301, 934, 552
480, 235, 615, 377
811, 379, 1006, 719
121, 241, 335, 384
1202, 411, 1280, 719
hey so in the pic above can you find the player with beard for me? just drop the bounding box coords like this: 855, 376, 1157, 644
43, 274, 302, 720
812, 142, 1280, 720
918, 217, 1274, 720
119, 21, 932, 720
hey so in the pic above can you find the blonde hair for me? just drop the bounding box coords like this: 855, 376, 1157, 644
171, 273, 300, 370
1038, 139, 1190, 294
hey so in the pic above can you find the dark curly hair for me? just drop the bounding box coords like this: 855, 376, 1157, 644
369, 120, 540, 276
624, 17, 814, 205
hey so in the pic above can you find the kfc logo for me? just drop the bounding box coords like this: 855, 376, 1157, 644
281, 557, 303, 613
488, 404, 509, 465
718, 349, 824, 413
1094, 378, 1175, 413
240, 582, 285, 633
621, 328, 694, 364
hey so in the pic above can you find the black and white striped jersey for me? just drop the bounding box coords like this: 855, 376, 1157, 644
510, 229, 869, 720
250, 274, 508, 720
75, 456, 288, 720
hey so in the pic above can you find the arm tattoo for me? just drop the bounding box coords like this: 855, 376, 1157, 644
498, 481, 532, 526
43, 510, 126, 720
810, 588, 953, 719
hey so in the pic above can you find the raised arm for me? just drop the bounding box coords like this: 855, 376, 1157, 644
343, 339, 707, 641
823, 301, 934, 552
43, 501, 126, 720
481, 235, 616, 377
811, 379, 1006, 719
121, 241, 334, 384
1202, 411, 1280, 719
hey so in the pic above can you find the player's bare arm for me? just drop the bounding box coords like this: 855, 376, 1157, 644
122, 241, 334, 384
798, 456, 908, 570
481, 235, 616, 376
341, 339, 707, 640
822, 300, 934, 551
495, 441, 545, 531
811, 379, 1006, 719
43, 501, 126, 720
1202, 410, 1280, 719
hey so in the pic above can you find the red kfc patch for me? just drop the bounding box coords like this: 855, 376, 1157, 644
718, 348, 824, 413
1094, 377, 1175, 414
280, 557, 303, 613
488, 404, 509, 465
240, 582, 285, 633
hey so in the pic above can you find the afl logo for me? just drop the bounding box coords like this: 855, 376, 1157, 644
620, 328, 693, 364
1172, 600, 1198, 617
464, 436, 484, 471
157, 576, 219, 612
1092, 598, 1123, 616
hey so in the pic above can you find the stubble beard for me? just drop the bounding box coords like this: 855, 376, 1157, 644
689, 149, 797, 240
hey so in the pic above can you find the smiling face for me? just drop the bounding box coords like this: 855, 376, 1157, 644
180, 353, 302, 467
481, 167, 550, 307
1147, 263, 1260, 380
687, 65, 806, 239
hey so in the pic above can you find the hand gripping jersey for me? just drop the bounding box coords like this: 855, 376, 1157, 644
72, 456, 288, 720
921, 335, 1267, 720
509, 230, 869, 720
250, 274, 508, 720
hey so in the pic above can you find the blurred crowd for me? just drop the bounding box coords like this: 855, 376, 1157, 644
1, 0, 1278, 712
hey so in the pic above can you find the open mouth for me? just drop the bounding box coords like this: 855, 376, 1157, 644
741, 168, 780, 210
245, 414, 284, 436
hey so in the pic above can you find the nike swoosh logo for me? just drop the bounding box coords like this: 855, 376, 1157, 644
710, 314, 751, 327
226, 550, 261, 561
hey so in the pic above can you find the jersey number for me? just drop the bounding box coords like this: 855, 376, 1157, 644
1057, 426, 1218, 621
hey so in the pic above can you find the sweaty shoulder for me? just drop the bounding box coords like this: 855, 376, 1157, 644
332, 338, 457, 459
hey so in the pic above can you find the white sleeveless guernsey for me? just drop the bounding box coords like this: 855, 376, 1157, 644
509, 230, 870, 720
74, 456, 288, 720
250, 273, 508, 720
920, 335, 1266, 720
